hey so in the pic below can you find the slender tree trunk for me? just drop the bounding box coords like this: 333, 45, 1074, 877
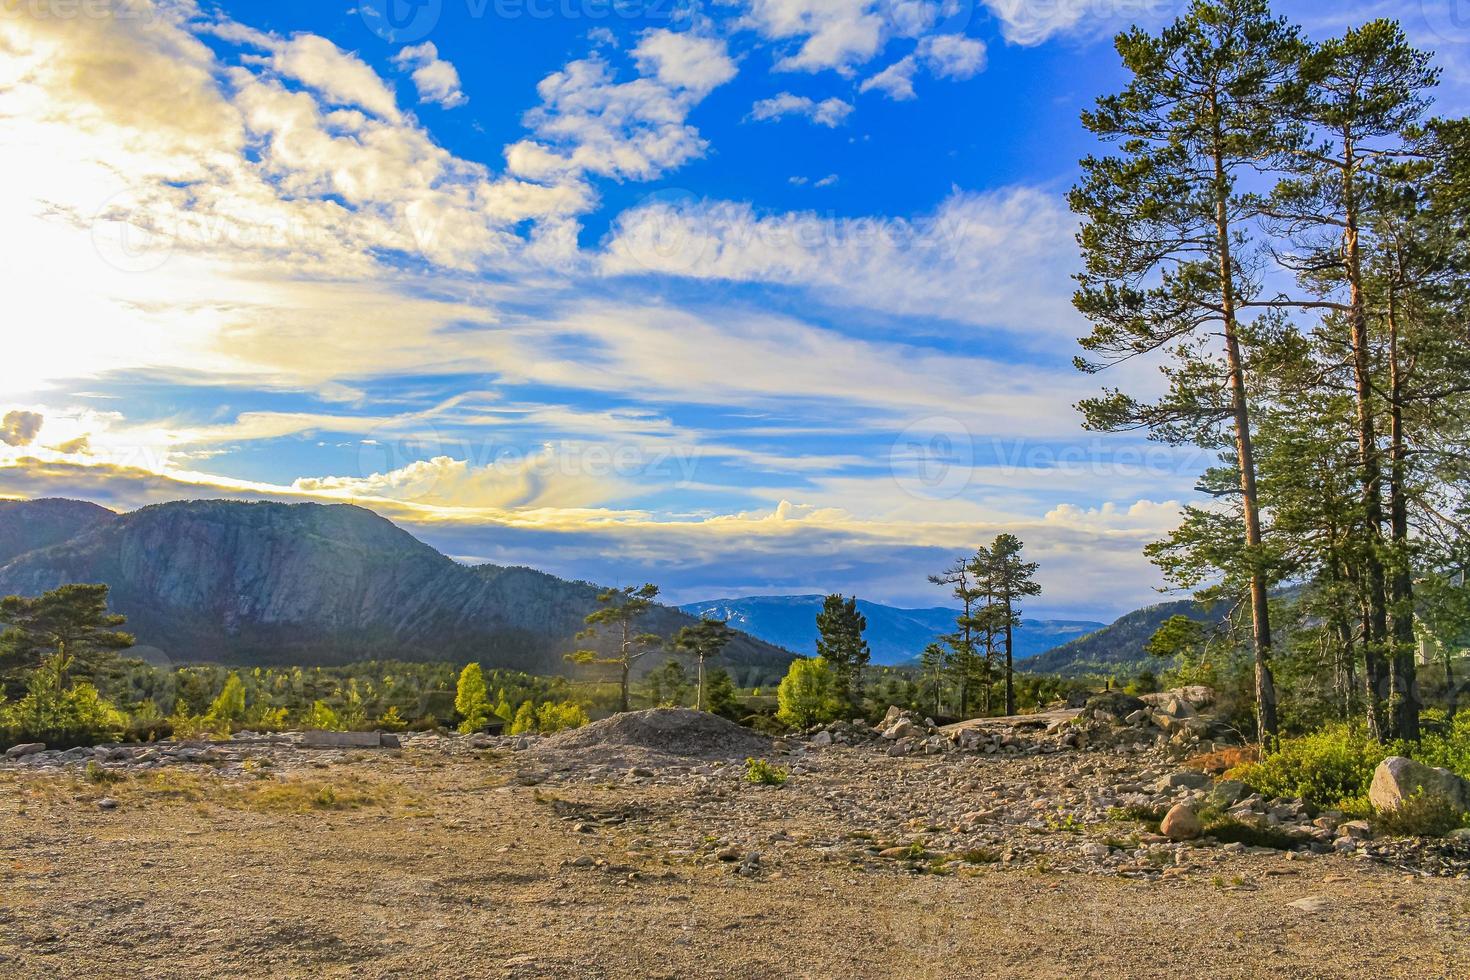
1342, 187, 1391, 739
1003, 597, 1016, 716
1385, 289, 1419, 739
696, 654, 706, 712
619, 621, 631, 713
1210, 127, 1278, 742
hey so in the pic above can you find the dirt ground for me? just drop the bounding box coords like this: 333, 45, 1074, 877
0, 746, 1466, 980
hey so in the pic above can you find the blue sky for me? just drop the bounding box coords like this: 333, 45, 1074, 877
2, 0, 1467, 618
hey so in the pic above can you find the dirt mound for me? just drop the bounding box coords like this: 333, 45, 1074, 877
534, 708, 772, 763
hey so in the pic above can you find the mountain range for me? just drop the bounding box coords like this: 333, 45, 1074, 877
679, 595, 1104, 666
0, 497, 794, 678
1020, 597, 1230, 677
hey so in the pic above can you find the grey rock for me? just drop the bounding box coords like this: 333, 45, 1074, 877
4, 743, 45, 759
1369, 756, 1470, 814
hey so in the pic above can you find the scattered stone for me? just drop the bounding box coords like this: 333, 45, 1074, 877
1287, 896, 1329, 914
5, 743, 44, 759
302, 731, 397, 749
1160, 804, 1202, 841
96, 797, 119, 810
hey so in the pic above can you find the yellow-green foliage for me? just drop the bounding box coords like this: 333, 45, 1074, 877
1373, 789, 1468, 837
1228, 725, 1387, 812
305, 700, 344, 731
744, 757, 788, 786
455, 663, 491, 733
509, 700, 537, 735
535, 700, 589, 733
205, 672, 246, 727
775, 656, 841, 730
1392, 709, 1470, 780
1, 655, 126, 741
377, 705, 407, 731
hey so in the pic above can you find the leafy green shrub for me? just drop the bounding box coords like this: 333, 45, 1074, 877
509, 700, 537, 735
1, 655, 126, 747
1392, 709, 1470, 780
775, 657, 841, 730
1373, 789, 1468, 838
744, 757, 788, 786
1228, 725, 1388, 812
535, 700, 589, 733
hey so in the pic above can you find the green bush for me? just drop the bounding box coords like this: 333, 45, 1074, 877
1228, 725, 1388, 812
744, 757, 788, 786
1392, 709, 1470, 780
1373, 789, 1468, 838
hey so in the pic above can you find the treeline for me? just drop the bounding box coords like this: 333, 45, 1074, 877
1072, 0, 1470, 741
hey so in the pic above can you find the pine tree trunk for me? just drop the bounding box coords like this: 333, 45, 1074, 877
1386, 293, 1419, 740
1210, 127, 1278, 742
1003, 599, 1016, 716
696, 655, 706, 712
1341, 144, 1390, 739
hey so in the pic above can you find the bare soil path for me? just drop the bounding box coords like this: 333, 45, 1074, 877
0, 744, 1465, 979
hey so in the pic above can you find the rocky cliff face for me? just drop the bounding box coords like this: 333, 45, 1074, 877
0, 498, 794, 675
0, 497, 116, 565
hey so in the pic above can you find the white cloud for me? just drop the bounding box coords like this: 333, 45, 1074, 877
921, 34, 987, 79
749, 92, 855, 126
860, 55, 918, 99
270, 34, 403, 122
744, 0, 888, 73
813, 173, 838, 187
859, 34, 986, 100
506, 31, 738, 182
980, 0, 1170, 46
631, 30, 738, 97
603, 185, 1082, 335
392, 42, 468, 109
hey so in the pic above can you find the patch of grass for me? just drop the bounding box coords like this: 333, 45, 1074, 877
1107, 803, 1165, 825
1045, 809, 1084, 833
1373, 791, 1469, 838
743, 758, 788, 786
1195, 803, 1300, 850
245, 776, 389, 812
958, 847, 1001, 864
84, 760, 125, 785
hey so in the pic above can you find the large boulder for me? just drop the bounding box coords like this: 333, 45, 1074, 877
1160, 803, 1202, 840
1369, 756, 1470, 814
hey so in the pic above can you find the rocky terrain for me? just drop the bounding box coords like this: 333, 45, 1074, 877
0, 498, 793, 674
1, 701, 1468, 977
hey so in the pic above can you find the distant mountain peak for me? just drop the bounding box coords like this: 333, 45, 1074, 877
0, 497, 794, 676
680, 594, 1104, 666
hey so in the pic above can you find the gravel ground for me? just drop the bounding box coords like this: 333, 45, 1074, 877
0, 731, 1467, 979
